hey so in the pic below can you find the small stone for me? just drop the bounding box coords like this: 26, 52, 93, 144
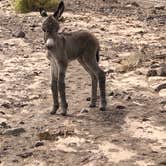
158, 160, 166, 165
23, 55, 29, 58
116, 105, 126, 109
160, 100, 166, 105
80, 108, 89, 113
151, 64, 160, 69
108, 91, 114, 96
12, 159, 19, 163
1, 102, 11, 109
142, 117, 150, 122
0, 117, 7, 124
160, 110, 166, 113
3, 127, 25, 136
17, 151, 33, 158
154, 5, 165, 10
106, 69, 114, 74
35, 141, 44, 147
13, 30, 25, 38
86, 97, 91, 101
146, 69, 157, 77
19, 121, 25, 125
131, 2, 139, 7
100, 27, 106, 31
0, 122, 11, 129
124, 95, 131, 101
0, 111, 5, 115
161, 147, 166, 150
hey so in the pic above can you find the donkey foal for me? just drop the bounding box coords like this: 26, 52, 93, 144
41, 1, 106, 115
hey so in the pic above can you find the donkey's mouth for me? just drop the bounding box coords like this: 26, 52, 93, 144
46, 38, 55, 49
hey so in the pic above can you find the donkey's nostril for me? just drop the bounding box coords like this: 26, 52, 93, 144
46, 38, 54, 49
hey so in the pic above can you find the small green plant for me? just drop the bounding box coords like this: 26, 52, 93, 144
12, 0, 59, 13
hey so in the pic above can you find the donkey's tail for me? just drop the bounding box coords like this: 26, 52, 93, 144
96, 48, 100, 63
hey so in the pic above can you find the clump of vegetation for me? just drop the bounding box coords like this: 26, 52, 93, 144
12, 0, 59, 13
120, 45, 148, 72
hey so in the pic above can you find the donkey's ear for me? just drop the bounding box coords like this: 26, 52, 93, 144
53, 1, 64, 19
40, 8, 48, 17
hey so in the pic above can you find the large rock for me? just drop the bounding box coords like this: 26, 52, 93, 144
155, 83, 166, 92
158, 67, 166, 77
12, 30, 25, 38
3, 127, 25, 136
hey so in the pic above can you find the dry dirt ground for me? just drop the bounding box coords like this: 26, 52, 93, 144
0, 0, 166, 166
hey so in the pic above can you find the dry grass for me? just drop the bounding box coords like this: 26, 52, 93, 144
120, 45, 149, 72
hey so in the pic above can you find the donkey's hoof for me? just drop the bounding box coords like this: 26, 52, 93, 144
61, 110, 67, 116
89, 103, 96, 108
50, 105, 59, 115
50, 110, 57, 115
61, 112, 67, 116
100, 107, 106, 111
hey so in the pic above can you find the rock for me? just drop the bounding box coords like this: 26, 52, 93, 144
86, 97, 91, 101
162, 104, 166, 111
142, 117, 150, 122
151, 64, 160, 69
124, 95, 131, 101
38, 131, 58, 141
155, 83, 166, 92
146, 69, 157, 77
80, 108, 89, 113
34, 141, 44, 147
17, 151, 33, 158
13, 30, 25, 38
160, 100, 166, 105
0, 111, 5, 115
19, 121, 25, 125
158, 67, 166, 76
116, 105, 126, 109
23, 54, 29, 58
1, 102, 11, 109
158, 160, 166, 165
100, 27, 106, 31
131, 2, 139, 7
0, 122, 11, 129
0, 118, 7, 124
154, 5, 165, 10
108, 91, 114, 96
160, 110, 166, 113
3, 127, 25, 136
106, 69, 114, 74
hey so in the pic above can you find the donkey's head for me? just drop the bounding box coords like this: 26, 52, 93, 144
40, 1, 64, 48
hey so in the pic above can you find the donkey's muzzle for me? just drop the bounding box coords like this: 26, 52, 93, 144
46, 38, 55, 49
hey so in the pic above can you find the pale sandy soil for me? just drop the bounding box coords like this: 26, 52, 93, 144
0, 0, 166, 166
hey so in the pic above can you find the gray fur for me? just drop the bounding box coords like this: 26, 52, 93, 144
41, 2, 106, 115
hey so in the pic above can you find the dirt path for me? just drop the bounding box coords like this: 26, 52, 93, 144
0, 0, 166, 165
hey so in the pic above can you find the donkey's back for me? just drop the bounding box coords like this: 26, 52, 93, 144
59, 30, 99, 61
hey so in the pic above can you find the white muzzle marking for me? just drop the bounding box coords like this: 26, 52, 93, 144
46, 38, 54, 48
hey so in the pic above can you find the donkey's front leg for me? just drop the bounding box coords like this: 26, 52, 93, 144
58, 64, 68, 116
50, 62, 59, 115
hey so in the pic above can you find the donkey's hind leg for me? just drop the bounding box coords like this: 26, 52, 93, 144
83, 54, 107, 111
78, 57, 97, 108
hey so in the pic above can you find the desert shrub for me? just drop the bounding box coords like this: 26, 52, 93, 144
120, 45, 148, 72
12, 0, 59, 13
